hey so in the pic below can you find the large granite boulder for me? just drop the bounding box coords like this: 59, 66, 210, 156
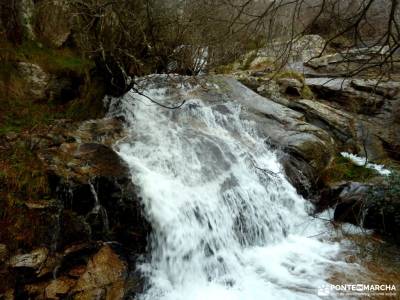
320, 179, 400, 244
221, 77, 335, 185
303, 77, 400, 161
305, 77, 385, 114
304, 46, 398, 76
286, 99, 388, 160
255, 34, 326, 64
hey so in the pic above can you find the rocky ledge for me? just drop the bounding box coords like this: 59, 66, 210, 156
0, 118, 149, 299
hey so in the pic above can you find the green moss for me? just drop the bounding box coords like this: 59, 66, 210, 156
322, 155, 378, 183
272, 70, 314, 99
5, 41, 93, 75
273, 70, 305, 84
301, 85, 314, 99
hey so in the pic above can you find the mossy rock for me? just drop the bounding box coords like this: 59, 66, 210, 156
321, 155, 379, 184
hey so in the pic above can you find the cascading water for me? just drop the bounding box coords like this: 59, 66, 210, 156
108, 75, 354, 300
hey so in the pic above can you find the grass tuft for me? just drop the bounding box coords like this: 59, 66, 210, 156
321, 155, 378, 183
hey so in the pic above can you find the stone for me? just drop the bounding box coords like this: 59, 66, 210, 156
68, 265, 87, 278
321, 181, 400, 243
351, 79, 400, 99
45, 277, 76, 299
305, 77, 385, 114
16, 62, 83, 104
2, 289, 14, 300
22, 200, 64, 251
305, 53, 344, 69
222, 77, 335, 177
305, 46, 391, 75
256, 35, 326, 64
0, 244, 8, 263
38, 137, 149, 250
9, 248, 48, 270
17, 62, 50, 100
277, 78, 303, 96
40, 142, 130, 185
331, 182, 371, 224
71, 245, 127, 300
288, 99, 357, 146
34, 0, 72, 47
72, 118, 125, 146
24, 281, 48, 299
291, 34, 326, 62
249, 57, 274, 71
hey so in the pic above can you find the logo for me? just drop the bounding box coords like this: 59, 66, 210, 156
317, 284, 397, 297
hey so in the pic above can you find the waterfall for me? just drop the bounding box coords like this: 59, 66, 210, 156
108, 75, 352, 300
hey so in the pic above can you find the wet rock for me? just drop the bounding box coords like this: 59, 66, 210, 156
40, 142, 129, 185
23, 281, 48, 299
71, 245, 127, 300
34, 119, 149, 250
21, 200, 64, 251
58, 211, 91, 248
280, 153, 316, 196
321, 181, 400, 243
37, 254, 62, 278
68, 265, 87, 279
9, 248, 48, 270
226, 78, 335, 176
39, 142, 149, 247
26, 118, 124, 151
329, 182, 371, 224
72, 118, 125, 146
45, 276, 76, 299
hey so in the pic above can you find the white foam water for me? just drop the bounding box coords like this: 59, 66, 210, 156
108, 76, 354, 300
